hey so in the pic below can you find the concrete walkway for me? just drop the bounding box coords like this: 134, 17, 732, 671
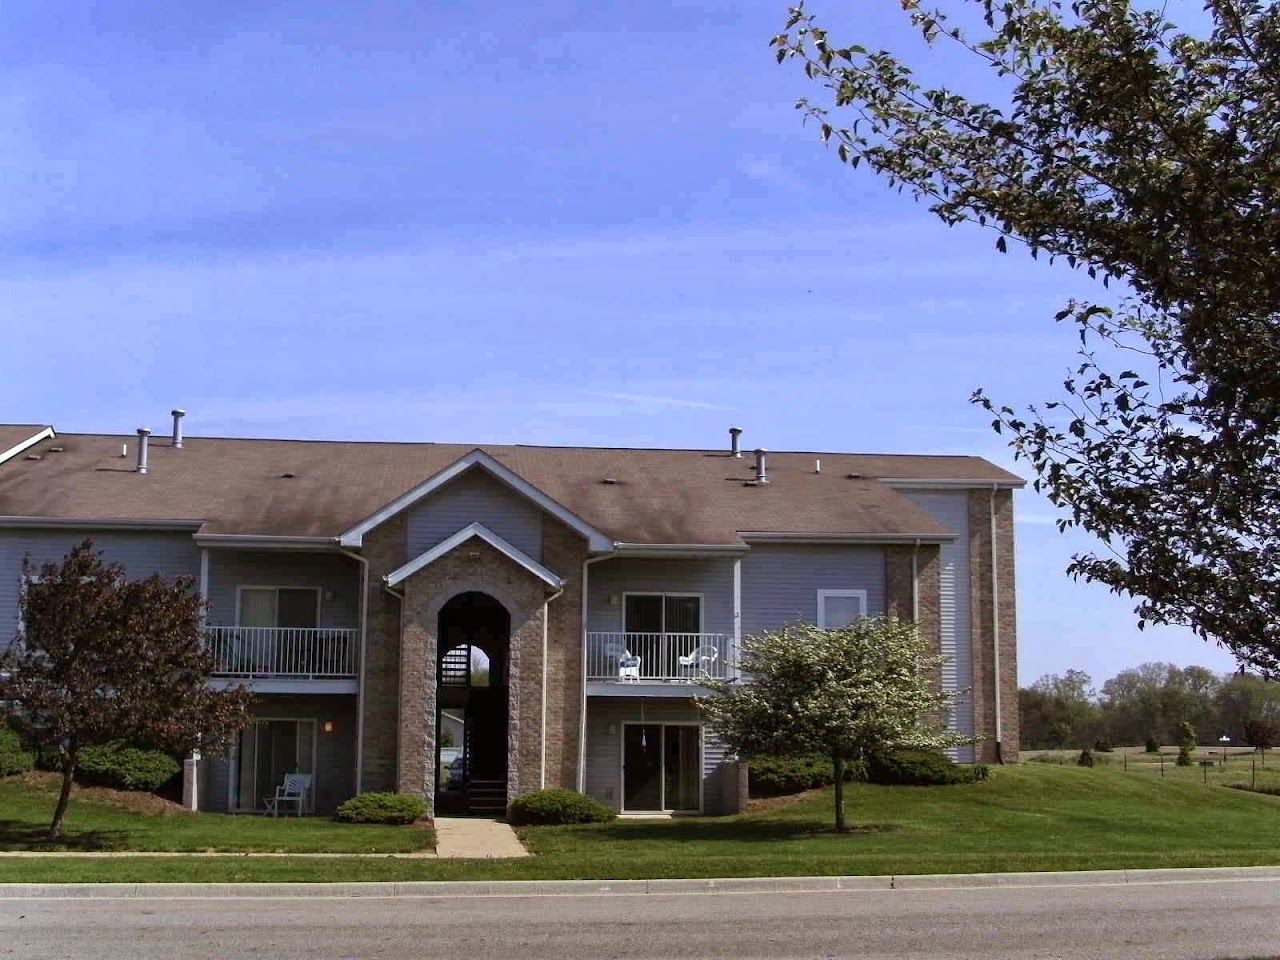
432, 817, 528, 859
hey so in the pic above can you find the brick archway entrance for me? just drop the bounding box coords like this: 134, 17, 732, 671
434, 592, 509, 815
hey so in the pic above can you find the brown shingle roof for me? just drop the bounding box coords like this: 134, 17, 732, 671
0, 428, 1021, 545
0, 425, 52, 461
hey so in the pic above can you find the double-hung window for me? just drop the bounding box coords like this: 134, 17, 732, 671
817, 589, 867, 629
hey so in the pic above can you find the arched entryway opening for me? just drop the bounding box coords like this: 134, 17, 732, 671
435, 592, 510, 816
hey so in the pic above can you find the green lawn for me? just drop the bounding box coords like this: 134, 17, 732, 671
0, 776, 433, 854
1024, 745, 1280, 790
2, 763, 1280, 882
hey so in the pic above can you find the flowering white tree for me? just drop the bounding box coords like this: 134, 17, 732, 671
702, 618, 968, 831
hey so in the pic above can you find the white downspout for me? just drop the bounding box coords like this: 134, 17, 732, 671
732, 557, 742, 675
338, 545, 370, 794
990, 485, 1004, 762
911, 539, 920, 622
577, 553, 612, 793
541, 585, 565, 791
198, 548, 209, 625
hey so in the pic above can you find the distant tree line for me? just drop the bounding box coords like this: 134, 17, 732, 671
1020, 663, 1280, 751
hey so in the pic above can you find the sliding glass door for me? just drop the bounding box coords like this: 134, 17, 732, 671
622, 723, 701, 812
233, 719, 316, 812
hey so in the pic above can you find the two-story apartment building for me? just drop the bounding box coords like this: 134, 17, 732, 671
0, 418, 1021, 817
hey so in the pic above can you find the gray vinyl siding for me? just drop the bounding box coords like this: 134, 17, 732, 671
205, 551, 360, 629
0, 529, 201, 651
901, 490, 975, 761
584, 697, 733, 813
739, 544, 885, 636
405, 467, 543, 560
585, 557, 735, 635
201, 694, 357, 813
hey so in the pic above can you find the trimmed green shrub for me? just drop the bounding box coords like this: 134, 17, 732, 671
1077, 747, 1095, 767
865, 746, 981, 786
76, 742, 180, 792
507, 788, 615, 826
335, 792, 429, 824
1144, 736, 1160, 754
748, 753, 851, 797
0, 725, 35, 777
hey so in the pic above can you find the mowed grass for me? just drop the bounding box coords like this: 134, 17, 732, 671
1024, 745, 1280, 790
2, 763, 1280, 882
0, 776, 433, 854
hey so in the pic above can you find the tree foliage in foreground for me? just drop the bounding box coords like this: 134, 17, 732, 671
701, 618, 967, 831
774, 0, 1280, 674
0, 542, 251, 837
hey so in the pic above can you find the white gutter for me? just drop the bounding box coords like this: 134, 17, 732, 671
0, 426, 54, 466
612, 543, 749, 558
990, 485, 1004, 762
196, 534, 339, 551
338, 545, 371, 795
0, 516, 203, 531
881, 478, 1025, 490
740, 531, 954, 544
541, 584, 565, 791
577, 553, 613, 793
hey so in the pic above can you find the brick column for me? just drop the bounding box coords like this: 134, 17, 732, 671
360, 513, 408, 793
539, 516, 588, 790
969, 489, 1020, 763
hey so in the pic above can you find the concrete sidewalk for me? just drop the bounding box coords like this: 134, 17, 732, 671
0, 865, 1277, 899
433, 817, 529, 859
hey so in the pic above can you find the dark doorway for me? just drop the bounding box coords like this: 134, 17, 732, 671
435, 592, 510, 816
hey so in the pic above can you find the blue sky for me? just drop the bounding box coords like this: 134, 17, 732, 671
0, 0, 1235, 686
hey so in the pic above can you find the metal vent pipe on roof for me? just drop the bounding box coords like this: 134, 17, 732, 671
136, 428, 151, 474
729, 426, 743, 458
171, 409, 186, 449
753, 448, 769, 483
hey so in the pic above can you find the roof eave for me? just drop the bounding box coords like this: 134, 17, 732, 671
0, 516, 203, 532
880, 477, 1025, 490
739, 531, 957, 544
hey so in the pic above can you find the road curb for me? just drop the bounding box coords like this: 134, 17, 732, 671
2, 865, 1280, 899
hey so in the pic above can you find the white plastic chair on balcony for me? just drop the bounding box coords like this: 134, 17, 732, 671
263, 773, 312, 817
677, 645, 718, 682
618, 651, 641, 683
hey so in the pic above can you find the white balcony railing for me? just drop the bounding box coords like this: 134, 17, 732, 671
205, 626, 359, 679
586, 631, 735, 683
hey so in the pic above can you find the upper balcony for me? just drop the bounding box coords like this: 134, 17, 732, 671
205, 625, 359, 693
586, 631, 736, 690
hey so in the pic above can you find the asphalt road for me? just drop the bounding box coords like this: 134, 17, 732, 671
1, 877, 1278, 960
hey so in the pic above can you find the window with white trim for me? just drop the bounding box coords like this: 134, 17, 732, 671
817, 589, 868, 629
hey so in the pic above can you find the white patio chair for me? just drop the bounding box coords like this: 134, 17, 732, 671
677, 645, 718, 682
263, 772, 312, 817
618, 651, 641, 683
